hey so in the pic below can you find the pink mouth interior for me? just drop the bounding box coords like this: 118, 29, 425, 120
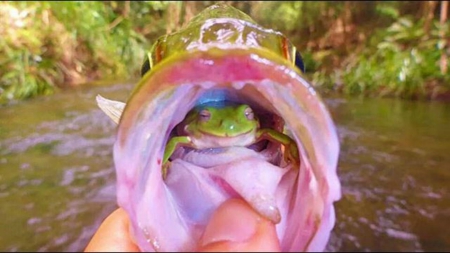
209, 174, 241, 198
113, 49, 341, 252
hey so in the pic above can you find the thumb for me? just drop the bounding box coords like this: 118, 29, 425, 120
198, 198, 281, 252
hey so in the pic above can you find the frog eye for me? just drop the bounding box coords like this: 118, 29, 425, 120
244, 107, 254, 120
199, 109, 211, 121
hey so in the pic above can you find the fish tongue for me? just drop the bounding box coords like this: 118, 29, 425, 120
209, 157, 288, 223
165, 152, 289, 227
165, 159, 229, 224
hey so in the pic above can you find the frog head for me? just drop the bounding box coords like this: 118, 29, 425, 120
183, 104, 259, 137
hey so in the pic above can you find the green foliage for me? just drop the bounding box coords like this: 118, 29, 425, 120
262, 2, 303, 32
0, 1, 167, 104
1, 1, 448, 102
252, 1, 337, 41
376, 3, 400, 20
0, 3, 54, 101
312, 15, 449, 99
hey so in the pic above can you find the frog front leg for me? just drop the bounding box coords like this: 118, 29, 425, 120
162, 136, 193, 178
256, 128, 300, 166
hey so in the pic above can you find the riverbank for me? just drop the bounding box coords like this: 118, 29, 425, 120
0, 2, 152, 104
0, 1, 448, 104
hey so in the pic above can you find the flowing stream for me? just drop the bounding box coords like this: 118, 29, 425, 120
0, 82, 449, 251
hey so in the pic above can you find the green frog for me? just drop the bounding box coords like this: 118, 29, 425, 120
163, 103, 299, 177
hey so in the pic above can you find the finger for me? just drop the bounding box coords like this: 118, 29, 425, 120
84, 208, 140, 252
198, 198, 281, 252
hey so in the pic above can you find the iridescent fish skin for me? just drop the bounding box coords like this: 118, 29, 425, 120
98, 3, 341, 252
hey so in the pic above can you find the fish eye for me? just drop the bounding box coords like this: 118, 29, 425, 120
141, 58, 151, 76
199, 109, 211, 121
244, 106, 254, 120
295, 50, 305, 73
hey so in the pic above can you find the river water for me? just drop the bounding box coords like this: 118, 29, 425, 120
0, 82, 449, 252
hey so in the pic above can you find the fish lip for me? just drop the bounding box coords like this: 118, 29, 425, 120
114, 46, 341, 251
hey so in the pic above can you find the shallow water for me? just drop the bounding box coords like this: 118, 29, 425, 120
325, 95, 450, 252
0, 82, 449, 251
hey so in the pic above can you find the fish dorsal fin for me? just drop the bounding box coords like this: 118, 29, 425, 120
96, 94, 125, 124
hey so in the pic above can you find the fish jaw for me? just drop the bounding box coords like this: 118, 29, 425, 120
113, 46, 341, 251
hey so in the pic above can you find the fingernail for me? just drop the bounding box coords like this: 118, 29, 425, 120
200, 198, 260, 247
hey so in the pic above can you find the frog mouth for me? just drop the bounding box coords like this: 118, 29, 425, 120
197, 128, 253, 138
103, 47, 341, 252
185, 127, 267, 152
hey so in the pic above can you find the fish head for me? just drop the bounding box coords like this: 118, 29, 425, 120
97, 4, 341, 252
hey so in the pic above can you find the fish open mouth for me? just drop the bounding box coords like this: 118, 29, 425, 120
106, 46, 341, 252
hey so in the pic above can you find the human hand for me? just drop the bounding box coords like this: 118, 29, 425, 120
84, 198, 281, 252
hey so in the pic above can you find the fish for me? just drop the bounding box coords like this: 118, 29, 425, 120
96, 3, 341, 252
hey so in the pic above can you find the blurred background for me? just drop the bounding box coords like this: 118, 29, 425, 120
0, 1, 449, 252
1, 1, 449, 102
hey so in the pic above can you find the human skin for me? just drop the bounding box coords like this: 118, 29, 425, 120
84, 198, 281, 252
